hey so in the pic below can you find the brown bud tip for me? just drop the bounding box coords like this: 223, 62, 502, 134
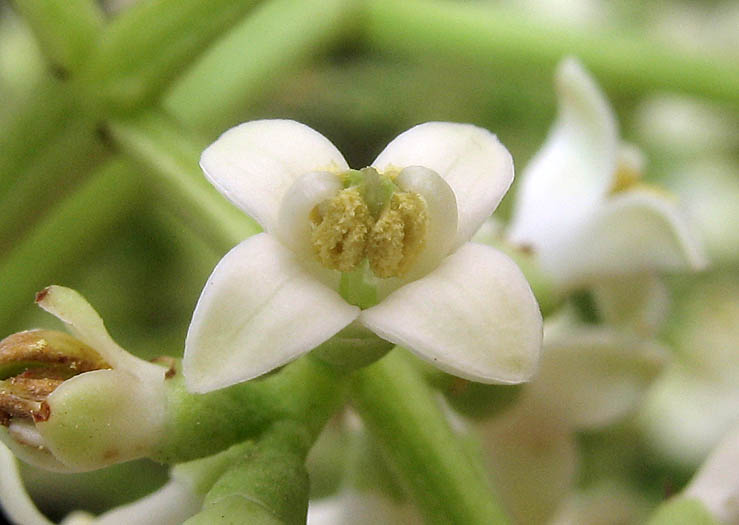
35, 287, 51, 303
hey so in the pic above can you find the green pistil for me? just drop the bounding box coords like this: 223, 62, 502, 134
339, 260, 378, 309
342, 167, 399, 218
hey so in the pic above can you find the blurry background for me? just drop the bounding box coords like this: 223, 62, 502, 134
0, 0, 737, 522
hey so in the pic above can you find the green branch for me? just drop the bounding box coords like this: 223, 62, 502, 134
363, 0, 739, 106
106, 112, 260, 254
0, 117, 108, 254
0, 158, 139, 331
164, 0, 357, 135
11, 0, 103, 74
0, 79, 78, 197
185, 422, 312, 525
154, 357, 344, 464
351, 349, 510, 524
80, 0, 262, 111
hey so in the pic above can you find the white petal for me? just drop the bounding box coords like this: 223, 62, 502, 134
0, 424, 71, 473
184, 233, 359, 392
275, 170, 343, 289
394, 166, 458, 278
532, 327, 669, 429
508, 57, 618, 252
684, 424, 739, 524
542, 190, 708, 289
372, 122, 513, 248
200, 120, 349, 233
638, 365, 739, 468
479, 399, 578, 525
666, 159, 739, 265
361, 243, 542, 384
37, 369, 166, 471
0, 442, 54, 525
35, 286, 163, 379
95, 480, 202, 525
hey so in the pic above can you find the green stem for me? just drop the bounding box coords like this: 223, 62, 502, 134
80, 0, 262, 111
0, 117, 108, 254
11, 0, 103, 74
154, 356, 344, 464
0, 78, 78, 198
164, 0, 357, 135
350, 349, 510, 524
0, 158, 139, 332
363, 0, 739, 106
187, 422, 312, 525
106, 112, 260, 254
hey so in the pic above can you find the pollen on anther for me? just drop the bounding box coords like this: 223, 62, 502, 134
310, 188, 372, 272
368, 192, 429, 278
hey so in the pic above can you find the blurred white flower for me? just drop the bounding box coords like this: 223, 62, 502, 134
184, 120, 542, 392
479, 315, 669, 523
308, 491, 421, 525
684, 424, 739, 524
663, 159, 739, 265
507, 58, 706, 291
0, 442, 201, 525
639, 273, 739, 468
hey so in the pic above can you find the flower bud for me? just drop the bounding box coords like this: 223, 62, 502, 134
0, 286, 167, 472
0, 330, 110, 425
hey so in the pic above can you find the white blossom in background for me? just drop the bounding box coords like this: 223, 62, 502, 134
0, 442, 201, 525
479, 312, 669, 524
507, 57, 706, 292
184, 120, 542, 392
639, 273, 739, 468
308, 491, 421, 525
683, 424, 739, 524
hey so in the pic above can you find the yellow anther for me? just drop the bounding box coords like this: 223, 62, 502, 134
610, 163, 641, 194
310, 188, 373, 272
609, 159, 675, 200
367, 192, 429, 278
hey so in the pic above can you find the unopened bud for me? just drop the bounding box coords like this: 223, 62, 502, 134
0, 287, 167, 472
0, 330, 110, 425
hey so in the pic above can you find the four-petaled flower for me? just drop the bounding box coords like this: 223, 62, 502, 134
184, 120, 542, 392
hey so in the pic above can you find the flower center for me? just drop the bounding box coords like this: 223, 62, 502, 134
309, 167, 429, 279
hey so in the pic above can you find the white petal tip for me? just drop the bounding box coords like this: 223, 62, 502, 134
361, 243, 542, 385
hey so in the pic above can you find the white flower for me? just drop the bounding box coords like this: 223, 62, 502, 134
507, 58, 706, 291
0, 441, 201, 525
479, 317, 669, 524
684, 423, 739, 524
184, 120, 542, 392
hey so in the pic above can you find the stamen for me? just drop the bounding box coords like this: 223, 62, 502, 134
368, 192, 429, 278
310, 169, 430, 280
310, 188, 373, 272
0, 330, 110, 426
